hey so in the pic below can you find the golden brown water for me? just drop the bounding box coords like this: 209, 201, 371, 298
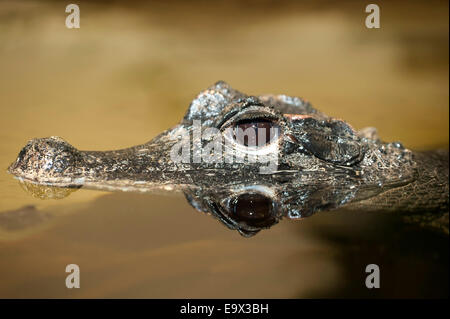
0, 0, 448, 298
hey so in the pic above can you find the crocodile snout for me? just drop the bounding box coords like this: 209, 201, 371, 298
8, 136, 80, 183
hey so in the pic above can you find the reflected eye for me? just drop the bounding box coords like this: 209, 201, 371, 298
232, 119, 279, 147
229, 193, 277, 228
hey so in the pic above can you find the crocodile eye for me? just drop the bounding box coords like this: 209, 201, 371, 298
233, 119, 279, 147
229, 193, 277, 228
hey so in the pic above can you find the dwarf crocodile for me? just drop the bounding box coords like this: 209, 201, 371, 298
8, 81, 449, 237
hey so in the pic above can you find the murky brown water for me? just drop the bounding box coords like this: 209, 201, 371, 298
0, 0, 448, 298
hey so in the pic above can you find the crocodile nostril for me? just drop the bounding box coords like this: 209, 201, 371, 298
16, 147, 28, 163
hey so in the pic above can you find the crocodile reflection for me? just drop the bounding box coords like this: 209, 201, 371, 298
183, 180, 364, 237
8, 81, 449, 237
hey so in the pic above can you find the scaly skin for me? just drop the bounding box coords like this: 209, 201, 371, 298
7, 82, 449, 237
347, 150, 449, 233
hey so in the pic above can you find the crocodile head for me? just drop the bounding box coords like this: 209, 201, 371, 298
8, 81, 415, 237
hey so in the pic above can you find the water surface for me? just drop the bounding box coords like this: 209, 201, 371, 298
0, 0, 448, 298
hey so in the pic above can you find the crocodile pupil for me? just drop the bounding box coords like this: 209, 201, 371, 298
233, 120, 277, 147
231, 193, 274, 227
